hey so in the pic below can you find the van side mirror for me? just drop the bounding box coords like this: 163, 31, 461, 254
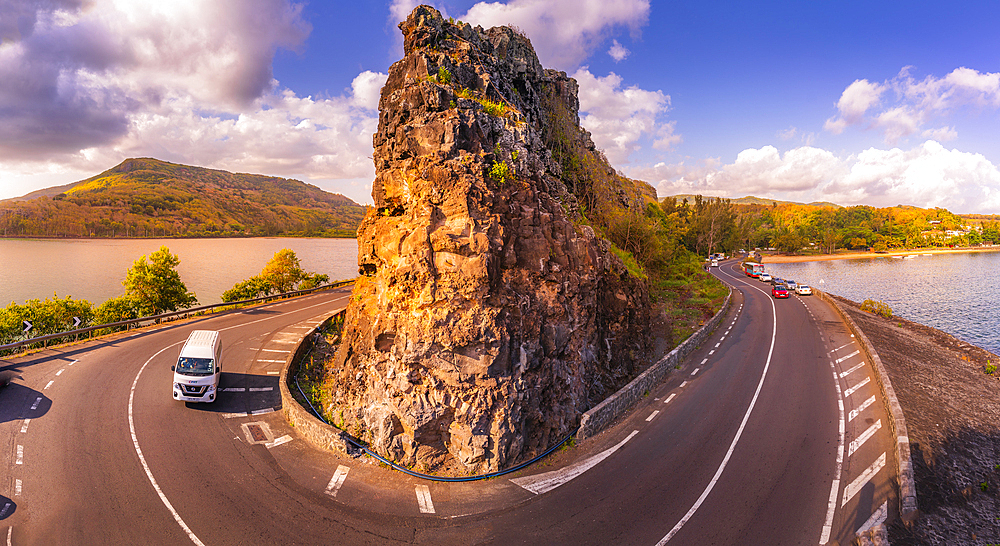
171, 365, 175, 371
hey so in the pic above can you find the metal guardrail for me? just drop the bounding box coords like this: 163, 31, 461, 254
0, 279, 356, 354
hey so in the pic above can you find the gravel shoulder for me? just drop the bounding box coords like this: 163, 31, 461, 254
830, 295, 1000, 545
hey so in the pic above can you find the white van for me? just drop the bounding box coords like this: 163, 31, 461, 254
172, 330, 222, 403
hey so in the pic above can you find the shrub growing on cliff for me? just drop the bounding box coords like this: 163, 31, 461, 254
488, 159, 512, 185
860, 299, 893, 318
436, 67, 451, 84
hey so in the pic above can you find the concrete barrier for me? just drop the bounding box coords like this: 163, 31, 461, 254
577, 287, 733, 440
816, 290, 918, 527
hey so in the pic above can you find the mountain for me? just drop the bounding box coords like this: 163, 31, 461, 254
666, 194, 843, 208
0, 158, 366, 238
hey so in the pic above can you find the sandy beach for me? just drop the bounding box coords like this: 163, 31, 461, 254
760, 245, 1000, 263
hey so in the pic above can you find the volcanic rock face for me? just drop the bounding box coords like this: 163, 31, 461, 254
324, 6, 652, 474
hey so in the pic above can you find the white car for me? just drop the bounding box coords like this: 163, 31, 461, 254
758, 273, 772, 282
711, 260, 718, 267
795, 285, 812, 295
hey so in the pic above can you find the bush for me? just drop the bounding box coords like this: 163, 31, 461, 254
488, 160, 512, 184
860, 299, 893, 318
436, 67, 451, 84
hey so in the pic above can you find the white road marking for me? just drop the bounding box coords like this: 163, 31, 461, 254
30, 397, 41, 410
6, 526, 10, 546
266, 435, 293, 449
691, 368, 700, 376
844, 377, 871, 398
44, 381, 54, 390
708, 350, 715, 356
848, 420, 882, 457
0, 504, 9, 518
849, 396, 877, 422
512, 430, 640, 495
56, 369, 64, 376
14, 480, 21, 496
664, 394, 677, 404
15, 446, 23, 465
249, 387, 273, 392
831, 343, 852, 353
842, 453, 886, 506
839, 362, 865, 378
701, 358, 708, 365
835, 350, 861, 364
222, 412, 248, 419
259, 349, 291, 353
266, 371, 280, 375
129, 343, 208, 546
257, 359, 285, 363
415, 485, 435, 514
646, 411, 659, 422
325, 465, 350, 497
20, 419, 30, 433
251, 408, 275, 415
857, 501, 888, 534
720, 335, 726, 340
714, 342, 721, 348
69, 360, 77, 365
222, 388, 246, 392
679, 381, 688, 388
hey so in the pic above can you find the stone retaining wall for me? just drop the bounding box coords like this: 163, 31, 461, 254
817, 290, 919, 527
577, 287, 733, 440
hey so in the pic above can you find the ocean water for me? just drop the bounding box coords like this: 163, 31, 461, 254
762, 251, 1000, 355
0, 238, 359, 307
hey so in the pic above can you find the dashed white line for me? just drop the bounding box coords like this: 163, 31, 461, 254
708, 350, 715, 355
266, 371, 280, 375
14, 479, 21, 496
30, 397, 41, 410
844, 377, 871, 398
44, 381, 54, 390
835, 350, 861, 364
257, 359, 285, 363
848, 396, 877, 422
416, 485, 435, 514
20, 419, 30, 433
691, 368, 700, 376
0, 504, 9, 518
251, 408, 276, 416
222, 388, 246, 392
249, 387, 273, 392
646, 410, 660, 422
15, 445, 23, 465
664, 394, 677, 404
266, 435, 293, 449
56, 369, 64, 376
842, 452, 886, 506
700, 358, 708, 365
714, 342, 721, 348
679, 381, 688, 388
259, 349, 291, 353
69, 359, 77, 365
848, 420, 883, 457
839, 362, 865, 378
325, 465, 350, 497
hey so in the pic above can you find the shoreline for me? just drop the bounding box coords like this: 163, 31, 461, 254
761, 245, 1000, 263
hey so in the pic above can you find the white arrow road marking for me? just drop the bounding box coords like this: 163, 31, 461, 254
844, 377, 871, 398
848, 396, 877, 422
857, 501, 888, 534
415, 485, 435, 514
325, 466, 350, 497
839, 362, 865, 378
843, 453, 886, 506
849, 420, 882, 457
511, 430, 640, 495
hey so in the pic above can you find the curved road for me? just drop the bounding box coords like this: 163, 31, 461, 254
2, 264, 897, 545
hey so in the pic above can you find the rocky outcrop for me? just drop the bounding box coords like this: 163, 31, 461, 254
322, 6, 653, 474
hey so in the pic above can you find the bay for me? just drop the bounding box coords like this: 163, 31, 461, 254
0, 238, 358, 308
763, 251, 1000, 355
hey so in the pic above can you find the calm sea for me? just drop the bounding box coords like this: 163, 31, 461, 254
763, 251, 1000, 355
0, 238, 359, 307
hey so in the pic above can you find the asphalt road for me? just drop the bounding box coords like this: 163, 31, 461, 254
2, 265, 897, 545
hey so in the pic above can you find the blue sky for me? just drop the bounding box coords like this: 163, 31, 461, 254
3, 1, 1000, 213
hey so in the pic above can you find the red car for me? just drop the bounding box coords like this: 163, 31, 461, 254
771, 284, 790, 298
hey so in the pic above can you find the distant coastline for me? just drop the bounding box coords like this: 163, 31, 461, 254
761, 245, 1000, 263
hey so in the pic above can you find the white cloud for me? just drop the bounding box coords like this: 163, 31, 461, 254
608, 39, 630, 62
643, 141, 1000, 213
573, 68, 673, 164
461, 0, 650, 69
825, 67, 1000, 144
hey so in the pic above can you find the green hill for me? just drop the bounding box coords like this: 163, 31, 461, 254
0, 158, 366, 238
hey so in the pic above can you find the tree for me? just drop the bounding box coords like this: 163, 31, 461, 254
123, 246, 197, 316
221, 249, 328, 302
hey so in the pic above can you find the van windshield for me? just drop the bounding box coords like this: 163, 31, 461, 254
176, 357, 214, 376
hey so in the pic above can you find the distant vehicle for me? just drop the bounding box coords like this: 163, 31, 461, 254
711, 260, 719, 267
772, 285, 790, 298
758, 273, 772, 282
771, 277, 783, 285
743, 262, 765, 277
172, 330, 223, 403
795, 285, 812, 295
785, 280, 798, 291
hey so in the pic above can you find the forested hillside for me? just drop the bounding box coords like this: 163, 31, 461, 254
0, 158, 365, 238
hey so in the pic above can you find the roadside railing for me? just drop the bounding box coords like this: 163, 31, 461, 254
0, 279, 356, 355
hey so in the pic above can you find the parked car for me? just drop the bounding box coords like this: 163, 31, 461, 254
795, 285, 812, 295
771, 285, 790, 298
758, 273, 772, 282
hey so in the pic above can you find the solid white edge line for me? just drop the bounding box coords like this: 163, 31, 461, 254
511, 430, 639, 495
657, 266, 778, 545
129, 343, 207, 546
820, 368, 847, 544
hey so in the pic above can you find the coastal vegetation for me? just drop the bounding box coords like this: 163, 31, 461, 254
0, 158, 365, 238
222, 249, 328, 302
